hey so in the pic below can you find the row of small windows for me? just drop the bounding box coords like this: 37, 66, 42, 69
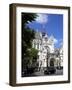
33, 42, 50, 52
33, 43, 40, 49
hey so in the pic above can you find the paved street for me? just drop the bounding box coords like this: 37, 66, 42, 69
32, 68, 63, 76
22, 68, 63, 77
55, 69, 63, 75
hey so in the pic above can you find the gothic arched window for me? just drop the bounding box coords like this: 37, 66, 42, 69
34, 42, 36, 49
45, 46, 50, 53
37, 43, 39, 49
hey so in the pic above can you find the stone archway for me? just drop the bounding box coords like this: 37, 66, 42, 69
50, 58, 55, 67
48, 57, 56, 67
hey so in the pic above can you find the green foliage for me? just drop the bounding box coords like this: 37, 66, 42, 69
22, 13, 37, 25
22, 13, 38, 69
26, 48, 38, 68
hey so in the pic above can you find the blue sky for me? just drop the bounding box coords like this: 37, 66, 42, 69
27, 13, 63, 48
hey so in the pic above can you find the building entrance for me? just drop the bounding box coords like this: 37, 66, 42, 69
50, 58, 55, 67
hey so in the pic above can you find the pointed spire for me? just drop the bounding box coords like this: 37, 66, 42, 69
49, 34, 54, 44
42, 24, 46, 33
41, 25, 47, 37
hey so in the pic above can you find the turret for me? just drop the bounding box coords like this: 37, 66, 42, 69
48, 35, 54, 45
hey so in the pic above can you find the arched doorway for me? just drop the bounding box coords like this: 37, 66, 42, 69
50, 58, 55, 67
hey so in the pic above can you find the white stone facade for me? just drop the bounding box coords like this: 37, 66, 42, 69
32, 32, 63, 68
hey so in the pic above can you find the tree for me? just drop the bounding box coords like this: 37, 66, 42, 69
26, 48, 38, 68
22, 13, 38, 72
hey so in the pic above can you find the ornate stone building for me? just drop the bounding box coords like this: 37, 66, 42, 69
32, 31, 63, 69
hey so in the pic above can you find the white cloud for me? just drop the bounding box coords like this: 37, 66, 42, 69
36, 14, 48, 24
49, 35, 58, 45
54, 38, 63, 47
54, 38, 58, 44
